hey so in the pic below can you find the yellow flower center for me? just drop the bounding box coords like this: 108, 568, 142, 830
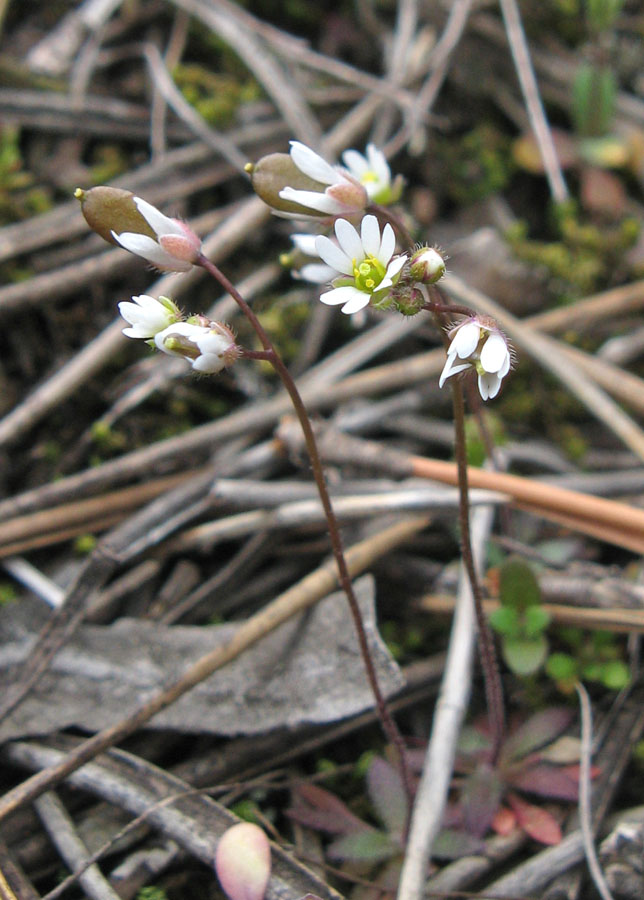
353, 256, 386, 293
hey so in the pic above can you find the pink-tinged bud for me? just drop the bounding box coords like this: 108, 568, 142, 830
326, 180, 369, 209
75, 188, 201, 271
215, 823, 271, 900
409, 246, 446, 284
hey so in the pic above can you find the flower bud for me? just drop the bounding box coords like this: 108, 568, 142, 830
246, 154, 326, 217
155, 320, 240, 373
215, 823, 271, 900
409, 246, 446, 285
389, 283, 425, 316
75, 188, 201, 271
75, 187, 156, 246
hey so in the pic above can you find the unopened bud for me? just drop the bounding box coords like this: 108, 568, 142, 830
75, 187, 155, 246
247, 154, 327, 217
409, 246, 446, 285
215, 823, 271, 900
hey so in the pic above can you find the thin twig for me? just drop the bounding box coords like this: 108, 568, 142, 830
397, 501, 496, 900
498, 0, 568, 203
576, 683, 616, 900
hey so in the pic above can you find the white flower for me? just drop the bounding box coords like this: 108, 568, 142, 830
154, 321, 239, 374
439, 317, 512, 400
289, 233, 336, 283
313, 214, 407, 314
118, 294, 180, 339
112, 197, 201, 272
342, 144, 398, 204
278, 142, 368, 218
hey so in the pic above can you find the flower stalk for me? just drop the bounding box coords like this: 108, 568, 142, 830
195, 252, 414, 806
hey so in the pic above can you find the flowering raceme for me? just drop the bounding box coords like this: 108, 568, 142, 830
439, 317, 512, 400
313, 214, 407, 314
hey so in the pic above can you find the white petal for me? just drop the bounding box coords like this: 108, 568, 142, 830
279, 187, 342, 214
383, 254, 407, 281
498, 352, 511, 378
366, 144, 390, 184
340, 293, 371, 315
192, 353, 225, 374
297, 263, 336, 283
289, 141, 339, 185
478, 372, 502, 400
319, 285, 365, 306
291, 234, 318, 255
451, 321, 480, 358
480, 333, 509, 374
335, 217, 364, 261
360, 215, 381, 257
315, 234, 353, 275
439, 354, 471, 388
342, 149, 368, 177
133, 197, 183, 236
113, 232, 191, 271
378, 222, 395, 263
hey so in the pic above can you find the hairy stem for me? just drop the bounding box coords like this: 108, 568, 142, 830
197, 253, 414, 804
451, 380, 505, 762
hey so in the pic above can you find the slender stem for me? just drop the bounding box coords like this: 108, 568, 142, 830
451, 380, 505, 763
196, 253, 414, 806
421, 301, 475, 318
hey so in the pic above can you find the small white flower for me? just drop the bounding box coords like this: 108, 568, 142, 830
439, 317, 512, 400
278, 142, 368, 219
112, 197, 201, 272
313, 214, 407, 315
118, 294, 180, 339
154, 321, 238, 374
342, 144, 396, 204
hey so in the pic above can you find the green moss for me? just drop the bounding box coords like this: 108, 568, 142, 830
440, 125, 513, 204
507, 203, 639, 298
172, 63, 260, 127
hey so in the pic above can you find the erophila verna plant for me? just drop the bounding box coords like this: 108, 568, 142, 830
75, 139, 515, 800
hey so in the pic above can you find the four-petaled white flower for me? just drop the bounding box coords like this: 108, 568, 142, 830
118, 294, 180, 339
154, 320, 239, 374
112, 197, 202, 272
342, 144, 400, 205
439, 317, 512, 400
278, 142, 368, 218
313, 214, 407, 315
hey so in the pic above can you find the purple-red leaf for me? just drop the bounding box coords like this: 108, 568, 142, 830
366, 756, 408, 841
287, 783, 366, 834
507, 792, 562, 845
501, 708, 573, 763
507, 763, 580, 801
461, 763, 504, 837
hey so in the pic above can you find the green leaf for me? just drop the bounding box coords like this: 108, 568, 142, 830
523, 605, 551, 637
489, 606, 520, 637
600, 660, 630, 690
499, 557, 541, 612
327, 828, 397, 863
546, 653, 578, 681
502, 636, 548, 676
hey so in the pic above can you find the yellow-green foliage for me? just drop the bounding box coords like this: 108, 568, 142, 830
441, 125, 513, 204
173, 64, 260, 127
506, 203, 639, 298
